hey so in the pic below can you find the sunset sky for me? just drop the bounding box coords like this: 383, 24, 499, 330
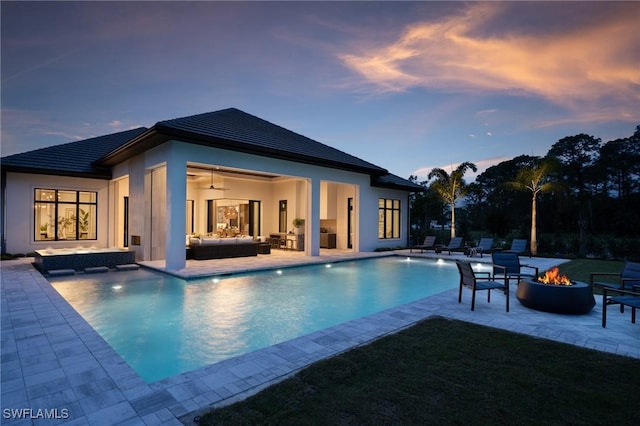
2, 1, 639, 181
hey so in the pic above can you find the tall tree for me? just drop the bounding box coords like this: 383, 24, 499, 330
598, 126, 640, 199
547, 134, 601, 256
410, 182, 444, 235
474, 155, 538, 235
547, 133, 600, 198
506, 158, 563, 255
428, 162, 477, 239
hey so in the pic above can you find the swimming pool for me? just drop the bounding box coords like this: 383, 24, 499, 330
50, 256, 461, 383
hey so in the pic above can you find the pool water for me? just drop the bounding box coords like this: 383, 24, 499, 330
50, 256, 460, 382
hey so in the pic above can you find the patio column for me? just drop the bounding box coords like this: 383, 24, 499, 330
308, 178, 320, 256
165, 158, 186, 270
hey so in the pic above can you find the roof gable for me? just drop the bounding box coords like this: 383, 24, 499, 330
2, 108, 421, 191
100, 108, 388, 175
1, 127, 148, 178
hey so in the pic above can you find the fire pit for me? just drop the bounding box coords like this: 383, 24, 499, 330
516, 267, 595, 315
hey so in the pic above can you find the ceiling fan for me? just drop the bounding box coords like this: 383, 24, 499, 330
204, 169, 230, 191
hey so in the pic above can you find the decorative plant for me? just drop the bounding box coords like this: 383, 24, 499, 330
78, 209, 90, 233
39, 223, 49, 232
57, 215, 75, 239
292, 218, 305, 228
58, 215, 75, 228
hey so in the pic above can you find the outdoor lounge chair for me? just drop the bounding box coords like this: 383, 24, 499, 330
473, 237, 494, 257
441, 237, 464, 255
505, 238, 529, 256
602, 287, 640, 328
456, 261, 509, 312
410, 235, 437, 253
491, 252, 539, 285
590, 261, 640, 292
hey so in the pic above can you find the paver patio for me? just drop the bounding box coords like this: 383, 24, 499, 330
1, 251, 638, 425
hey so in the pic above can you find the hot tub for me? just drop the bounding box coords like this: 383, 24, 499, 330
34, 247, 136, 273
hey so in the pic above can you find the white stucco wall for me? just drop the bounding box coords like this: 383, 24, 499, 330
2, 140, 414, 260
3, 172, 111, 254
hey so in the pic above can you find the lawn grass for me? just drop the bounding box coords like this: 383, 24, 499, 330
556, 258, 625, 285
200, 317, 639, 425
200, 259, 637, 425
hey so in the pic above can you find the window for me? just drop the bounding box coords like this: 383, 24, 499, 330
378, 198, 400, 239
34, 189, 97, 241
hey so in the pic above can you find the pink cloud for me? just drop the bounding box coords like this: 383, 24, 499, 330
339, 3, 640, 122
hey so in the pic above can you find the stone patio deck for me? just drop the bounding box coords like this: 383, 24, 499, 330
2, 251, 638, 425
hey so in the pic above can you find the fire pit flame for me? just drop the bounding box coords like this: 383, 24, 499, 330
537, 266, 573, 286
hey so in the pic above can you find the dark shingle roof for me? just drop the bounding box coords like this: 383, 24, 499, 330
372, 174, 424, 191
100, 108, 388, 175
2, 108, 422, 191
159, 108, 389, 174
1, 127, 148, 179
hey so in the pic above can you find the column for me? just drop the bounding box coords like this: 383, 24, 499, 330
308, 178, 320, 256
165, 157, 187, 270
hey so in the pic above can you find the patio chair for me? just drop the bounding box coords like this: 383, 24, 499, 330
505, 238, 529, 256
602, 286, 640, 328
456, 261, 509, 312
473, 237, 494, 258
491, 252, 539, 285
409, 235, 437, 253
590, 261, 640, 292
441, 237, 464, 255
591, 261, 640, 313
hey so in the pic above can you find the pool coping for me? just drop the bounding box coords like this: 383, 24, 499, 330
2, 254, 639, 425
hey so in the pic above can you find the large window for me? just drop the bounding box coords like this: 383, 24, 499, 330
378, 198, 400, 239
34, 189, 97, 241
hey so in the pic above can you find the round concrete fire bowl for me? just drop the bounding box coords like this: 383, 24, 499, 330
516, 279, 595, 315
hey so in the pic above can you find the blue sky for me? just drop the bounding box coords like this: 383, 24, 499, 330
2, 1, 639, 181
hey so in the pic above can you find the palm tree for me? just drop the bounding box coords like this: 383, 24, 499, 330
506, 158, 563, 256
428, 162, 477, 239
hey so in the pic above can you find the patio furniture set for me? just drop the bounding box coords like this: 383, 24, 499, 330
414, 234, 639, 327
453, 250, 640, 329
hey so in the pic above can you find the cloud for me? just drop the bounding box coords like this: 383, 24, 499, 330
0, 108, 146, 156
339, 3, 640, 121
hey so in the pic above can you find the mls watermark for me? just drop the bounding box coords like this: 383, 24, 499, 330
3, 408, 70, 420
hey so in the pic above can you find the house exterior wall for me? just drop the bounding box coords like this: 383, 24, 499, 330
2, 140, 414, 259
116, 141, 411, 262
2, 172, 110, 254
359, 185, 411, 251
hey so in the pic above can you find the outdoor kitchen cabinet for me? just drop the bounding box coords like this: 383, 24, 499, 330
320, 233, 336, 249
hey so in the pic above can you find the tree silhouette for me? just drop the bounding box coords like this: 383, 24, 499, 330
428, 162, 477, 239
506, 158, 564, 256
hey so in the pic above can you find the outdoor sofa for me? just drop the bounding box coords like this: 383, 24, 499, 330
188, 236, 258, 260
